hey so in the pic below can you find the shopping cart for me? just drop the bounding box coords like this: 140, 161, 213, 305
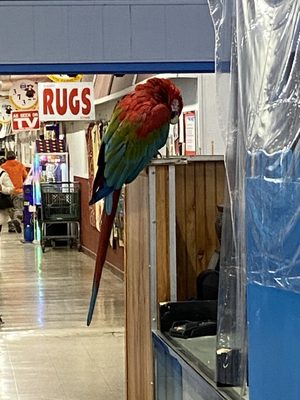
40, 182, 81, 252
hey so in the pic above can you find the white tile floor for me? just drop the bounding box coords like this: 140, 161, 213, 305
0, 229, 125, 400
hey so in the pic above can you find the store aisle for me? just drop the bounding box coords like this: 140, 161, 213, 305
0, 230, 125, 400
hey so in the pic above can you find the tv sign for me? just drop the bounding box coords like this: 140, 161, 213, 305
11, 110, 40, 132
38, 82, 95, 121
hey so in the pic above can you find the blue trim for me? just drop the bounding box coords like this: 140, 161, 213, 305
219, 61, 231, 73
0, 61, 215, 74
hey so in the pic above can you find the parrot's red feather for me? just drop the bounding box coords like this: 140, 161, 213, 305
117, 78, 181, 138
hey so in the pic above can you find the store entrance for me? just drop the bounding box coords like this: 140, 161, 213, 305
0, 65, 234, 400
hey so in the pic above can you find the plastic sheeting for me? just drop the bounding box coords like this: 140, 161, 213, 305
208, 0, 299, 399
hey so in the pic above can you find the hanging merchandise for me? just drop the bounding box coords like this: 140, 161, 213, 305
91, 123, 103, 232
85, 123, 97, 229
9, 80, 38, 110
0, 97, 13, 124
85, 120, 125, 245
85, 121, 105, 231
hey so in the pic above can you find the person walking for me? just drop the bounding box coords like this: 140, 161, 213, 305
0, 166, 13, 328
1, 151, 27, 233
0, 166, 14, 234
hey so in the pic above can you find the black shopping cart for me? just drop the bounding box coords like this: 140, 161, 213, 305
40, 182, 81, 252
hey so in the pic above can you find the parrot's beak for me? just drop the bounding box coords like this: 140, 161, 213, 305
170, 114, 179, 124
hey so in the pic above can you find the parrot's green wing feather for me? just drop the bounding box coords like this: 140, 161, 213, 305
102, 101, 170, 189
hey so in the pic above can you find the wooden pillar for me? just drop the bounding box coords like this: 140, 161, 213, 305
125, 172, 154, 400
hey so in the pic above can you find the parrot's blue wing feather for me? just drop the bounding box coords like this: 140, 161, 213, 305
90, 185, 114, 205
104, 193, 114, 215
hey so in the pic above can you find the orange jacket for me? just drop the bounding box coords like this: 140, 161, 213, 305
1, 159, 28, 194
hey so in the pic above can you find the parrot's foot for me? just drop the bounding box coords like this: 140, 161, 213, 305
155, 151, 163, 158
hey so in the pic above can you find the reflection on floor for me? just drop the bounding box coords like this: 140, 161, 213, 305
0, 229, 125, 400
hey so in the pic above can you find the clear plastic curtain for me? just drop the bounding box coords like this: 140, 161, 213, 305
208, 0, 299, 398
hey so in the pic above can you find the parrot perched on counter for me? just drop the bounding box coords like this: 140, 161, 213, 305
87, 77, 183, 325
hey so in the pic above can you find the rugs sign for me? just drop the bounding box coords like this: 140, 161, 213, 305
38, 82, 95, 121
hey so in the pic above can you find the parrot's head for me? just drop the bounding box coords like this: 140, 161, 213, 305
165, 80, 183, 125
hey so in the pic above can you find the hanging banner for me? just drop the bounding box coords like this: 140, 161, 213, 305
11, 110, 40, 132
38, 82, 95, 121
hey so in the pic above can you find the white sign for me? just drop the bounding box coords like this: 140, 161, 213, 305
38, 82, 95, 121
184, 111, 196, 155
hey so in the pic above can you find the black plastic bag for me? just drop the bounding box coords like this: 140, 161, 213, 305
0, 192, 13, 209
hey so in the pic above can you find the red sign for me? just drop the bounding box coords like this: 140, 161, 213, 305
38, 82, 95, 121
11, 110, 40, 132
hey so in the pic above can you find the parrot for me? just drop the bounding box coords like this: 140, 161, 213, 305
87, 77, 183, 326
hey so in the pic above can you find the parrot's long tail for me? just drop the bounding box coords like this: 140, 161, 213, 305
87, 189, 121, 326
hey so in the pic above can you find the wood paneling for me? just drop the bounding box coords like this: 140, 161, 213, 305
156, 166, 170, 302
75, 176, 124, 273
175, 165, 187, 300
204, 162, 218, 276
153, 160, 225, 300
176, 160, 224, 299
195, 162, 206, 279
185, 163, 197, 297
216, 161, 226, 207
125, 172, 154, 400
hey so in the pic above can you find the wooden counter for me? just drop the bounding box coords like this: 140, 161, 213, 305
125, 157, 225, 400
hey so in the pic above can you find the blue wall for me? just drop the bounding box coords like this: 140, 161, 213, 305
0, 1, 214, 73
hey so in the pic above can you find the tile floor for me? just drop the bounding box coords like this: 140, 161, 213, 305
0, 228, 125, 400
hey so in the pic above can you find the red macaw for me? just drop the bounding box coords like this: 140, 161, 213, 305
87, 77, 183, 325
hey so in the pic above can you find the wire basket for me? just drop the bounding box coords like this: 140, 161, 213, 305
40, 182, 80, 221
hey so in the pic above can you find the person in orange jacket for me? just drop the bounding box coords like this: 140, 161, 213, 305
1, 151, 28, 233
0, 166, 14, 233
